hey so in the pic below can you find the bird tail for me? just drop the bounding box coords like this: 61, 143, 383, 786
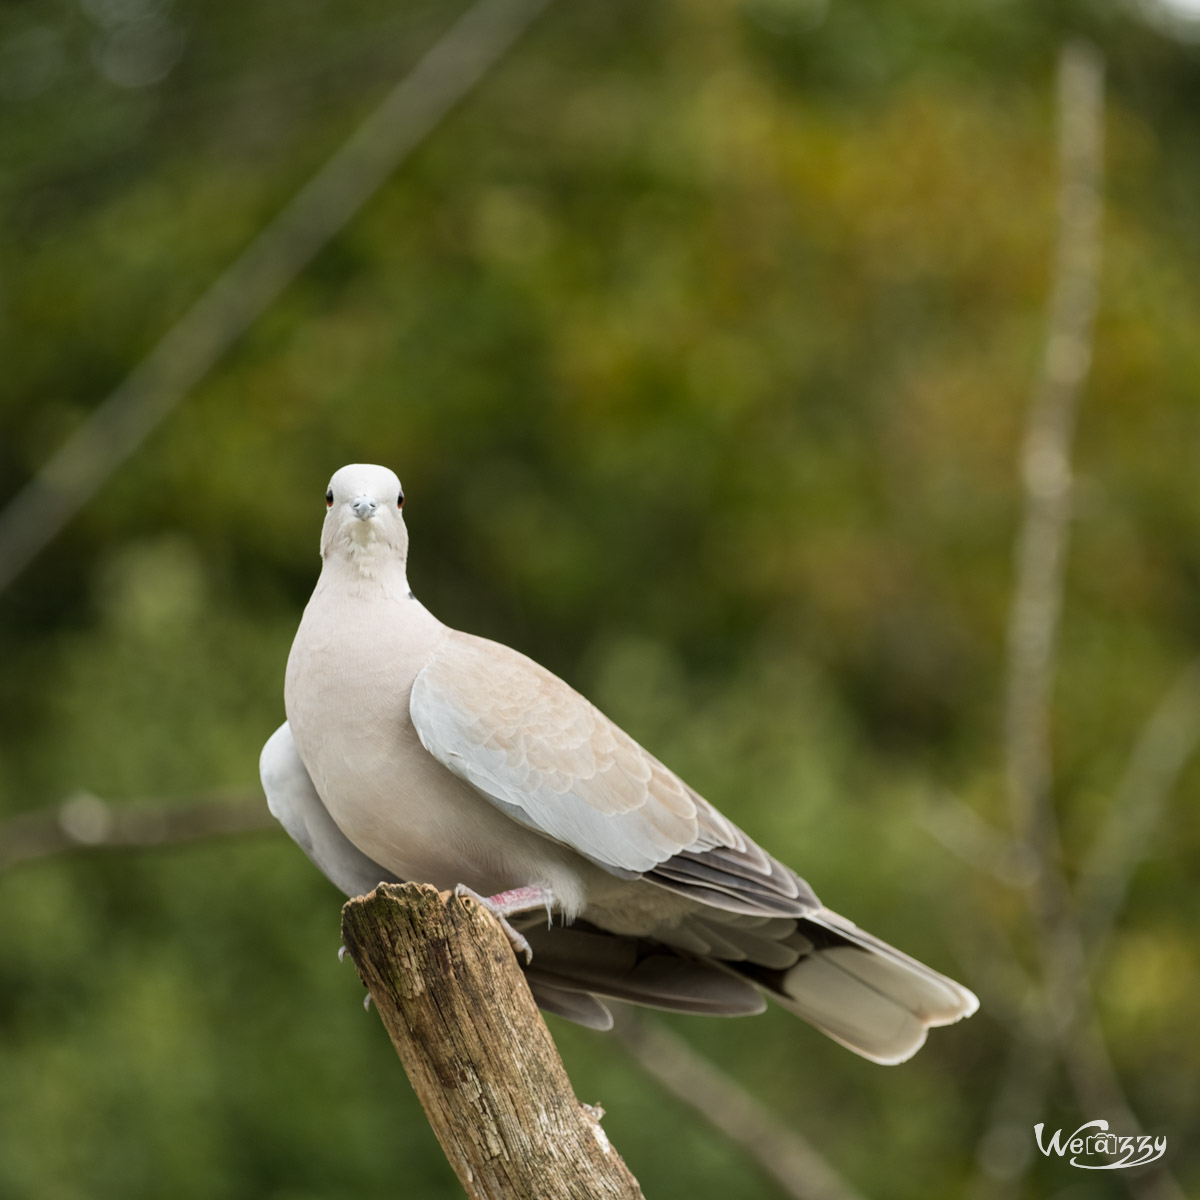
736, 908, 979, 1064
521, 922, 767, 1031
518, 911, 976, 1063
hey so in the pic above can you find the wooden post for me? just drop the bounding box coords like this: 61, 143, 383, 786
340, 882, 645, 1200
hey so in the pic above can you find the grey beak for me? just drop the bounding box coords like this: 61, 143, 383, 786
351, 496, 378, 521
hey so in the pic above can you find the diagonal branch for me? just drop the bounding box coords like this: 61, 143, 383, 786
917, 790, 1037, 888
0, 0, 554, 597
611, 1011, 867, 1200
1078, 657, 1200, 960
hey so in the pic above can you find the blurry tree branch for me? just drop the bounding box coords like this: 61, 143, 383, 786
917, 791, 1037, 888
0, 0, 553, 598
1078, 657, 1200, 959
611, 1011, 867, 1200
0, 790, 275, 873
968, 42, 1187, 1200
941, 909, 1038, 1032
1003, 37, 1103, 881
341, 883, 645, 1200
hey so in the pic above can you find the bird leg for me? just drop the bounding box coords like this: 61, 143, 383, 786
453, 884, 556, 965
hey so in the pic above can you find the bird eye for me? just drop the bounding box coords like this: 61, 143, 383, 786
397, 492, 405, 509
325, 488, 334, 508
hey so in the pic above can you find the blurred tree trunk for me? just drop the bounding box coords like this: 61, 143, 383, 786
341, 883, 644, 1200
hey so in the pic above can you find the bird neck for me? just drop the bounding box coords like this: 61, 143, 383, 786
318, 541, 412, 601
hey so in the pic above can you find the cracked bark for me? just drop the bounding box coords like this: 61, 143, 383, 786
340, 882, 645, 1200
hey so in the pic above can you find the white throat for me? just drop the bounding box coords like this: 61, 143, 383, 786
320, 529, 411, 599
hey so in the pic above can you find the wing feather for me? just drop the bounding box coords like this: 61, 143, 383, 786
410, 631, 817, 917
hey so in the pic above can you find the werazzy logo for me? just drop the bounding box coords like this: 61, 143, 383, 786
1034, 1121, 1167, 1170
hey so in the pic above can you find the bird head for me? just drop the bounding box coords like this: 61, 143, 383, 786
320, 463, 409, 577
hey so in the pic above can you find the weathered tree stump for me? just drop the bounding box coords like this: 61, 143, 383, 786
340, 882, 645, 1200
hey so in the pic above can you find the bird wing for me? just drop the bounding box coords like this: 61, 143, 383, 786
409, 630, 817, 917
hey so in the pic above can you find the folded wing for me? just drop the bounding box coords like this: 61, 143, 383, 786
409, 630, 817, 918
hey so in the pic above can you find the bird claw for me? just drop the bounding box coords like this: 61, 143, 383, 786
338, 944, 348, 963
363, 992, 372, 1012
454, 884, 535, 965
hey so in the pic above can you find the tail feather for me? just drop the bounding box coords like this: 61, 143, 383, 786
516, 910, 976, 1061
527, 980, 614, 1030
741, 909, 979, 1064
771, 952, 929, 1063
523, 923, 768, 1019
517, 910, 976, 1063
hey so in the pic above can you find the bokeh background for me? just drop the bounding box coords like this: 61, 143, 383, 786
2, 0, 1199, 1197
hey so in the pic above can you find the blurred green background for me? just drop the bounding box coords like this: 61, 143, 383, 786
2, 0, 1199, 1197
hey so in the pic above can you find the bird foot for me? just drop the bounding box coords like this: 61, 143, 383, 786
453, 884, 555, 965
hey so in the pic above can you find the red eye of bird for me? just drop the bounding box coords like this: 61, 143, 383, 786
397, 492, 405, 509
325, 488, 333, 508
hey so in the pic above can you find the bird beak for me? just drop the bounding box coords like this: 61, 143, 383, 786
350, 496, 379, 521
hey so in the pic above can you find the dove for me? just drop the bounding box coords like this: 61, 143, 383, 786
262, 463, 978, 1062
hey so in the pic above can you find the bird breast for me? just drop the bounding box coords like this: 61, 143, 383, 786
282, 588, 591, 902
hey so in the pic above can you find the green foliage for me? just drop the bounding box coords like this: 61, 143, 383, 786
2, 0, 1199, 1196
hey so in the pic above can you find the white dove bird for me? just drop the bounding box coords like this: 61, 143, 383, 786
262, 463, 978, 1062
